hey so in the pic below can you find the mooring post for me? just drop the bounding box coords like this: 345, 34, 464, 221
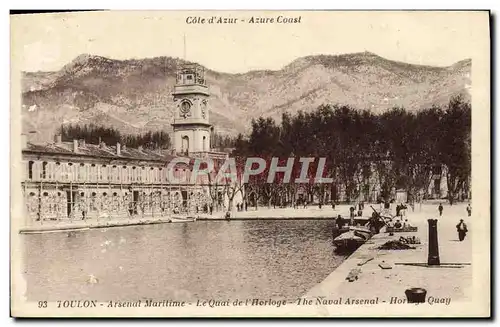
427, 219, 440, 266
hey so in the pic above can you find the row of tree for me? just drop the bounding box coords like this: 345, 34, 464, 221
212, 133, 236, 149
58, 124, 172, 150
58, 124, 236, 151
229, 96, 471, 206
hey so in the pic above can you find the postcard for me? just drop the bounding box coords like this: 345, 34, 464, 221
10, 10, 490, 317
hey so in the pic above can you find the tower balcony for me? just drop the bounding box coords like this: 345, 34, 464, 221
173, 84, 209, 96
172, 117, 212, 127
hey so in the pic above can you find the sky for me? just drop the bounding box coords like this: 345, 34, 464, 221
11, 11, 488, 73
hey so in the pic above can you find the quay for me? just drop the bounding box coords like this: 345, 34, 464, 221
304, 203, 479, 316
18, 204, 369, 234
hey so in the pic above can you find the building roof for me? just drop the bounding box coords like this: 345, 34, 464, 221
23, 141, 183, 164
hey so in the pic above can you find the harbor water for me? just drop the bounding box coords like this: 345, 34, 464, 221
22, 219, 347, 302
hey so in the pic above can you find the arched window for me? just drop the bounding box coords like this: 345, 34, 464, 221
122, 166, 127, 182
42, 162, 48, 179
68, 163, 73, 181
48, 162, 55, 180
78, 163, 85, 181
140, 167, 145, 182
182, 136, 189, 153
100, 165, 106, 181
91, 164, 96, 181
106, 165, 112, 182
46, 162, 52, 180
28, 161, 34, 180
55, 162, 61, 181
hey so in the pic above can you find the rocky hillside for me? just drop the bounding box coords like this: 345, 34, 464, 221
20, 52, 471, 142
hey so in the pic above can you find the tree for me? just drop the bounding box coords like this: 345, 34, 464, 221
221, 156, 247, 212
438, 96, 471, 204
405, 106, 444, 202
333, 105, 364, 202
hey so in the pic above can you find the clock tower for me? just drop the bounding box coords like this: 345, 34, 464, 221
172, 64, 212, 155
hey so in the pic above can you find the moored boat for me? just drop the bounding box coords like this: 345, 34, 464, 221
333, 226, 372, 252
349, 226, 372, 239
169, 215, 197, 223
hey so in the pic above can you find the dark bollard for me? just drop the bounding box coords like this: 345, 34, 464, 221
405, 288, 427, 303
427, 219, 440, 266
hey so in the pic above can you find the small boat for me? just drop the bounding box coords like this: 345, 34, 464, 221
169, 215, 197, 223
350, 226, 372, 239
333, 226, 372, 252
333, 226, 349, 234
385, 226, 418, 233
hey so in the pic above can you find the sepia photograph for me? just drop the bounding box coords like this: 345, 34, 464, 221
9, 10, 490, 317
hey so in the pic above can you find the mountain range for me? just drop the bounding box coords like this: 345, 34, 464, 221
20, 52, 471, 142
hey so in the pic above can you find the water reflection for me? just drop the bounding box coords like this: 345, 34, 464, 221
22, 220, 345, 301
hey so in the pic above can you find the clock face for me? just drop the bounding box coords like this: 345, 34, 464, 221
180, 101, 191, 117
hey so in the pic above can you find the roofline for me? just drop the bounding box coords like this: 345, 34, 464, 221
21, 149, 184, 165
171, 122, 212, 128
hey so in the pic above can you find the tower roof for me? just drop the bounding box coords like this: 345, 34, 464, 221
176, 63, 206, 86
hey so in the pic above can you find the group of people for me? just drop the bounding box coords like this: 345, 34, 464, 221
437, 202, 471, 242
395, 203, 408, 217
235, 202, 247, 212
437, 202, 471, 217
334, 200, 471, 242
385, 201, 472, 242
348, 202, 365, 217
387, 218, 412, 230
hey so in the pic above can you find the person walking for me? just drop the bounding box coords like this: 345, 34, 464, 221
401, 203, 407, 217
456, 219, 468, 241
396, 204, 402, 217
466, 203, 472, 217
80, 193, 88, 220
438, 203, 443, 216
336, 215, 344, 229
349, 206, 355, 226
